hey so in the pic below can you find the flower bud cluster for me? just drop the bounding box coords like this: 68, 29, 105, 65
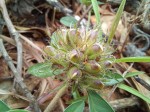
45, 28, 114, 90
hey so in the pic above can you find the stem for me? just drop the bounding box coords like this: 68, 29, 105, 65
44, 83, 69, 112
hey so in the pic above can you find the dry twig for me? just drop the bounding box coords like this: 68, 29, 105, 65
0, 0, 41, 111
44, 83, 68, 112
110, 97, 139, 110
77, 4, 92, 26
0, 0, 22, 75
0, 39, 41, 112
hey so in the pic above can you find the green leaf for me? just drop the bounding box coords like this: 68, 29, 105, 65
125, 71, 144, 78
115, 57, 150, 62
80, 0, 91, 5
0, 100, 10, 112
64, 100, 85, 112
91, 0, 101, 25
60, 16, 77, 27
118, 83, 150, 103
102, 73, 124, 86
80, 0, 104, 5
68, 97, 87, 105
102, 71, 145, 86
7, 109, 29, 112
27, 62, 64, 78
88, 90, 115, 112
107, 0, 126, 44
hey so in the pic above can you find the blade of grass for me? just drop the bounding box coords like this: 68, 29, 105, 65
91, 0, 103, 41
125, 71, 144, 78
118, 83, 150, 103
91, 0, 100, 25
86, 10, 92, 32
115, 57, 150, 63
107, 0, 126, 44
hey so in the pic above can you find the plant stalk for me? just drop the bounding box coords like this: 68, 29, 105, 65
44, 83, 68, 112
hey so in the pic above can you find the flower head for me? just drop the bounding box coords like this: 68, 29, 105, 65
45, 28, 114, 89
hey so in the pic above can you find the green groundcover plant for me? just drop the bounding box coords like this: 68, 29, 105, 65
27, 0, 150, 112
1, 0, 149, 112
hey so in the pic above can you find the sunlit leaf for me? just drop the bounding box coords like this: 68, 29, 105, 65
115, 57, 150, 62
118, 83, 150, 103
60, 16, 77, 27
27, 62, 64, 78
88, 90, 115, 112
64, 100, 85, 112
0, 100, 10, 112
107, 0, 126, 44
